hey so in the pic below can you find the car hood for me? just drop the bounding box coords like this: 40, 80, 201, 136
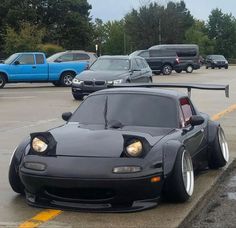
77, 70, 129, 81
49, 124, 174, 157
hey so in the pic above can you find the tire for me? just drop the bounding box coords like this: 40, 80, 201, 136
9, 156, 24, 194
52, 81, 61, 87
73, 94, 84, 100
164, 148, 194, 202
175, 69, 182, 73
206, 66, 209, 69
162, 65, 172, 75
0, 74, 6, 88
186, 65, 193, 73
225, 66, 228, 69
60, 72, 76, 87
219, 67, 221, 69
208, 126, 229, 169
211, 66, 215, 69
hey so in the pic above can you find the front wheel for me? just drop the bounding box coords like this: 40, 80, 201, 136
0, 74, 6, 88
208, 126, 229, 169
186, 65, 193, 73
60, 72, 75, 87
162, 65, 172, 75
164, 148, 194, 202
73, 94, 84, 100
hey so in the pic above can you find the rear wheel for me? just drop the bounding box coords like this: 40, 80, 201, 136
206, 66, 209, 69
162, 65, 172, 75
164, 148, 194, 202
9, 155, 24, 194
208, 126, 229, 169
225, 66, 228, 69
211, 66, 215, 69
0, 74, 6, 88
60, 72, 75, 87
186, 65, 193, 73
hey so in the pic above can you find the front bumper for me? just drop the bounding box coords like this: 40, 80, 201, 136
20, 156, 163, 212
72, 83, 107, 96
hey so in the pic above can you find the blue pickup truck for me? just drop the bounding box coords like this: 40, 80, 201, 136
0, 52, 88, 88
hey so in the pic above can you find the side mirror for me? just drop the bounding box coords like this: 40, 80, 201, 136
14, 61, 20, 65
62, 112, 72, 121
190, 115, 204, 126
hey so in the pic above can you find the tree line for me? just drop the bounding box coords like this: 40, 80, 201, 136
0, 0, 236, 59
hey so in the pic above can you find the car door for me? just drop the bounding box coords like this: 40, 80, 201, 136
130, 58, 143, 82
179, 97, 206, 163
8, 54, 37, 81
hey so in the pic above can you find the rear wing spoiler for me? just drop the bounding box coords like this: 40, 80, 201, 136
108, 83, 229, 98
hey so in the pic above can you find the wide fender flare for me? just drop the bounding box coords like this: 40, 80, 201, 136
207, 120, 220, 145
162, 140, 184, 178
207, 120, 220, 156
10, 138, 30, 168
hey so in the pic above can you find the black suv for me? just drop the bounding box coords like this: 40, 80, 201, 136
205, 55, 228, 69
149, 44, 200, 74
130, 50, 179, 75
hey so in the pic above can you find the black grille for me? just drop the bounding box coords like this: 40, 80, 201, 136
95, 81, 106, 86
45, 187, 116, 201
84, 81, 93, 86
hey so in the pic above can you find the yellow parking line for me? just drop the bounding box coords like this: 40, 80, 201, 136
212, 104, 236, 121
17, 103, 236, 228
18, 209, 62, 228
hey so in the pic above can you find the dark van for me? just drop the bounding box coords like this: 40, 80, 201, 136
149, 44, 200, 73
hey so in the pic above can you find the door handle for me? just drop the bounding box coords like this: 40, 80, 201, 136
32, 66, 36, 68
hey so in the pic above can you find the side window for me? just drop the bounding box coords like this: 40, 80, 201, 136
74, 53, 90, 61
17, 54, 34, 65
35, 54, 44, 64
132, 59, 139, 70
139, 51, 149, 58
135, 59, 143, 69
179, 98, 194, 126
57, 53, 74, 62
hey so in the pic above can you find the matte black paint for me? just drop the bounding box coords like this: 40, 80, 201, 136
10, 86, 227, 212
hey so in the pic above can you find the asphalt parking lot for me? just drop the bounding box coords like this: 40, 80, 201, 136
1, 67, 236, 228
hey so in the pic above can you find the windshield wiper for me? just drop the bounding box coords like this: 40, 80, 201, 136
104, 96, 108, 129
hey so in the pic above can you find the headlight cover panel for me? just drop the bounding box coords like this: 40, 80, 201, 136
122, 135, 152, 158
29, 132, 57, 156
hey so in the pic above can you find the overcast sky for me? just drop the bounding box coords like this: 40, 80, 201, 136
87, 0, 236, 22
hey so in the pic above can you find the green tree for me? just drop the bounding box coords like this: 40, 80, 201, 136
207, 8, 236, 58
124, 1, 194, 51
185, 20, 215, 56
4, 22, 45, 55
0, 0, 93, 52
103, 20, 126, 55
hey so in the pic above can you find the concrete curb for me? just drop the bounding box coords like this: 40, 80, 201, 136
179, 159, 236, 227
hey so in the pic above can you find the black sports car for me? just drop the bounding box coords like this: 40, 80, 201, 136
9, 83, 229, 212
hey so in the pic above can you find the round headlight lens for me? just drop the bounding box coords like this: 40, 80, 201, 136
126, 140, 143, 157
32, 137, 48, 153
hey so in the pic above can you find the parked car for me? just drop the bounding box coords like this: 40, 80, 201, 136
205, 55, 228, 69
9, 83, 229, 212
149, 44, 200, 73
0, 52, 88, 88
47, 50, 97, 66
130, 49, 179, 75
71, 55, 153, 100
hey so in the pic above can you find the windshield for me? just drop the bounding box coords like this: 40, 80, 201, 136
90, 58, 130, 71
70, 94, 178, 128
47, 52, 64, 62
4, 53, 19, 64
210, 55, 226, 60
